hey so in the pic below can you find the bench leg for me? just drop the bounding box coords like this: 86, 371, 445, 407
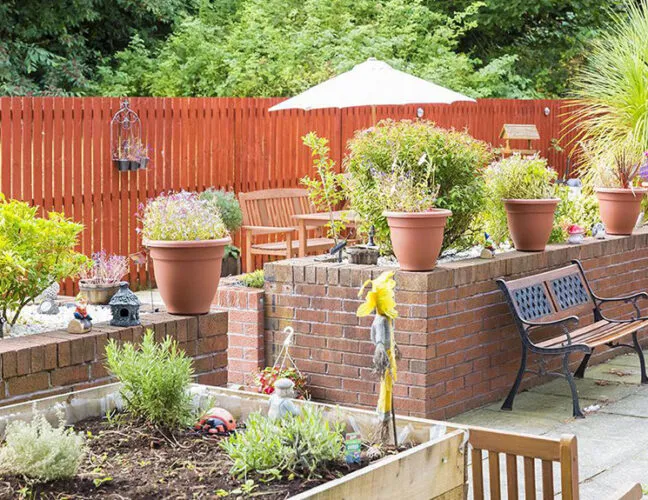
501, 347, 527, 411
574, 351, 592, 379
632, 332, 648, 384
563, 353, 584, 418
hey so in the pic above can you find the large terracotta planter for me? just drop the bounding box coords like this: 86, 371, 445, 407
383, 209, 452, 271
595, 188, 648, 235
503, 198, 559, 251
145, 238, 231, 315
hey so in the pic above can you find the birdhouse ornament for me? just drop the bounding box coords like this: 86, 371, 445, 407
109, 282, 141, 327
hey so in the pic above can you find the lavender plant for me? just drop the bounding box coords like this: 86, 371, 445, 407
80, 251, 128, 285
138, 191, 228, 241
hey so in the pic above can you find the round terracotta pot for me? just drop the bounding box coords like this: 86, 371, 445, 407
383, 209, 452, 271
145, 238, 231, 315
503, 199, 559, 252
595, 188, 648, 235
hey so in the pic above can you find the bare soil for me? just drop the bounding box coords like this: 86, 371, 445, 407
0, 415, 372, 499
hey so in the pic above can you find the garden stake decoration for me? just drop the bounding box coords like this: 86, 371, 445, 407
357, 271, 399, 447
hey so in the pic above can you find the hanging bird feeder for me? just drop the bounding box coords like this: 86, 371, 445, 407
110, 100, 148, 172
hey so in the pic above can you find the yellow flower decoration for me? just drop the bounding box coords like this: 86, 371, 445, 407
356, 271, 398, 319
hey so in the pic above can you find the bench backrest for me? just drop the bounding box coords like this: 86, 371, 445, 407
497, 262, 595, 325
239, 188, 316, 228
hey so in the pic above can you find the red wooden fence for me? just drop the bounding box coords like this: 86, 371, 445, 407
0, 97, 574, 292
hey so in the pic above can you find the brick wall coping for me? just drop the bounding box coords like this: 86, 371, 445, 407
264, 227, 648, 290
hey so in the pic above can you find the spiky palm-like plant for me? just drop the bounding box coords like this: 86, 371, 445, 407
565, 0, 648, 188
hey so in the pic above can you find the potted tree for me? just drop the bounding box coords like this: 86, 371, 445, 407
484, 155, 560, 251
79, 251, 129, 304
138, 191, 230, 315
375, 162, 451, 271
199, 189, 243, 276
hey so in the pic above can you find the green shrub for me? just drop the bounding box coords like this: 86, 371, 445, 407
345, 119, 492, 252
0, 411, 86, 482
0, 196, 89, 331
483, 155, 558, 243
221, 406, 344, 481
239, 270, 265, 288
105, 330, 195, 429
199, 189, 243, 233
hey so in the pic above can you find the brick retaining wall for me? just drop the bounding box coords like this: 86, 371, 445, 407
0, 311, 228, 407
262, 229, 648, 420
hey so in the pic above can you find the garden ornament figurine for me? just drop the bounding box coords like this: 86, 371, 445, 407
67, 294, 92, 334
195, 407, 237, 435
268, 378, 301, 421
479, 232, 496, 259
36, 282, 60, 315
567, 224, 585, 244
357, 270, 399, 446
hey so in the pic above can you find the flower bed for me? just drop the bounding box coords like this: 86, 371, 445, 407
0, 384, 466, 499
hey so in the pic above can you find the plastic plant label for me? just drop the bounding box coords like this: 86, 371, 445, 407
344, 432, 362, 464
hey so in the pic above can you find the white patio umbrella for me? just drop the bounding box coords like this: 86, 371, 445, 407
268, 57, 475, 119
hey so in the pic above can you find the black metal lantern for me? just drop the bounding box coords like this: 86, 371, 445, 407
109, 282, 141, 327
110, 100, 144, 172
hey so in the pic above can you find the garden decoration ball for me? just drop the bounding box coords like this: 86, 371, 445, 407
194, 407, 236, 435
109, 282, 141, 327
356, 271, 399, 445
67, 294, 92, 334
268, 378, 301, 421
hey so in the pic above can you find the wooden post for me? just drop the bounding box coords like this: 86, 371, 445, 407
560, 434, 579, 500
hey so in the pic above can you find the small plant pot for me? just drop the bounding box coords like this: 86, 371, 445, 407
139, 157, 149, 170
383, 209, 452, 271
221, 254, 241, 277
129, 161, 140, 171
146, 238, 231, 315
115, 159, 130, 172
78, 280, 121, 305
503, 198, 559, 251
346, 246, 379, 265
595, 188, 648, 235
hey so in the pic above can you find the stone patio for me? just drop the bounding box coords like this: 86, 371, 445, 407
451, 350, 648, 498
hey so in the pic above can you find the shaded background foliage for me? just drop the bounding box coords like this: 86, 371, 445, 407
0, 0, 630, 98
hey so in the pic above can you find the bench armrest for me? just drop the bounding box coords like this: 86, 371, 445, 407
596, 292, 648, 323
522, 315, 580, 329
242, 225, 296, 236
596, 291, 648, 303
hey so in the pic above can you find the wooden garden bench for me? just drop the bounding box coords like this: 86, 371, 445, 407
239, 188, 334, 271
497, 259, 648, 418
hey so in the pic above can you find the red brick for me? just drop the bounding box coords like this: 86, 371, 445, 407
7, 372, 49, 396
51, 365, 89, 387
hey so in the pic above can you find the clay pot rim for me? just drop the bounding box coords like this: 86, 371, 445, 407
144, 237, 232, 248
595, 187, 648, 194
502, 198, 560, 205
382, 209, 452, 218
78, 280, 121, 288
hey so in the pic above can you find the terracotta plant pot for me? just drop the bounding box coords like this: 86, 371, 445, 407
383, 209, 452, 271
503, 198, 559, 251
146, 238, 231, 315
78, 281, 121, 305
595, 188, 648, 235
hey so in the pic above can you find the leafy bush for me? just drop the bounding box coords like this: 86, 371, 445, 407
0, 196, 89, 330
373, 161, 439, 213
301, 133, 348, 239
345, 119, 492, 252
221, 406, 344, 481
239, 270, 265, 288
199, 189, 243, 233
0, 411, 86, 482
105, 330, 195, 429
554, 191, 601, 240
483, 155, 559, 243
138, 191, 228, 241
254, 366, 308, 398
567, 0, 648, 185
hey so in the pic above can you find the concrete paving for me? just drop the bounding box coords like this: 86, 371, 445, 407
450, 351, 648, 499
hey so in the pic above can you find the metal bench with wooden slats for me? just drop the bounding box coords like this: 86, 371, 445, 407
497, 259, 648, 418
238, 188, 335, 271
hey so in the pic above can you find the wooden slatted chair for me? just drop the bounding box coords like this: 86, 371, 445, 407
497, 259, 648, 418
238, 188, 334, 271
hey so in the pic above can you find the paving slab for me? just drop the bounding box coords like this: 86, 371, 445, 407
528, 377, 640, 404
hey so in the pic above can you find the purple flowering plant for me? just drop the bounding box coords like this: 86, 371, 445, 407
80, 251, 128, 285
137, 191, 228, 241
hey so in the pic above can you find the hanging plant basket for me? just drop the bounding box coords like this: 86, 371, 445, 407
110, 100, 148, 172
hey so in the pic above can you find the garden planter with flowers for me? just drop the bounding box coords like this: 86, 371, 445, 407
139, 191, 230, 315
596, 186, 647, 235
485, 155, 560, 251
79, 251, 129, 304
